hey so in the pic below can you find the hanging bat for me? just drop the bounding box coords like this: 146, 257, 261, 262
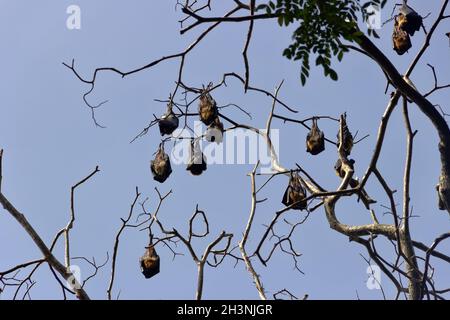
306, 118, 325, 155
337, 114, 354, 156
282, 172, 307, 211
186, 140, 207, 176
158, 103, 179, 136
199, 90, 218, 126
393, 16, 412, 55
150, 144, 172, 183
205, 117, 224, 144
140, 246, 160, 279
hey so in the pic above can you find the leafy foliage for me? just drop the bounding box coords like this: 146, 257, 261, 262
257, 0, 387, 85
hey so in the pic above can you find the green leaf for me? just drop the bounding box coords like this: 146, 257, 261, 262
277, 15, 284, 26
301, 73, 307, 86
272, 0, 385, 85
329, 69, 338, 81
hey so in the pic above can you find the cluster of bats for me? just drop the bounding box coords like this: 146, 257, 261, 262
392, 2, 423, 55
144, 91, 338, 278
150, 87, 353, 213
150, 89, 224, 187
142, 91, 224, 279
283, 114, 360, 211
284, 2, 431, 211
140, 3, 431, 279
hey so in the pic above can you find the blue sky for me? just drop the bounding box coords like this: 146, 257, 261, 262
0, 1, 449, 300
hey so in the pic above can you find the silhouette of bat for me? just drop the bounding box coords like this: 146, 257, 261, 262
150, 144, 172, 183
186, 140, 207, 176
140, 246, 160, 279
158, 103, 179, 136
282, 172, 307, 211
306, 118, 325, 155
337, 113, 354, 156
199, 90, 218, 126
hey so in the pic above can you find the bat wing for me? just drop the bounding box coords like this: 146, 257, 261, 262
282, 186, 291, 207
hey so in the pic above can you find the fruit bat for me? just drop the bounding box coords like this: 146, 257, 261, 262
186, 140, 207, 176
337, 114, 354, 156
140, 246, 160, 279
199, 90, 218, 126
150, 144, 172, 183
398, 3, 422, 36
158, 103, 179, 136
306, 118, 325, 155
392, 13, 412, 56
282, 172, 307, 211
205, 117, 224, 144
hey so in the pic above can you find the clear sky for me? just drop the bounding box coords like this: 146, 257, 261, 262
0, 1, 449, 300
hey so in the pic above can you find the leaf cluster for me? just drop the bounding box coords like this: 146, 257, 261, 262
257, 0, 387, 84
